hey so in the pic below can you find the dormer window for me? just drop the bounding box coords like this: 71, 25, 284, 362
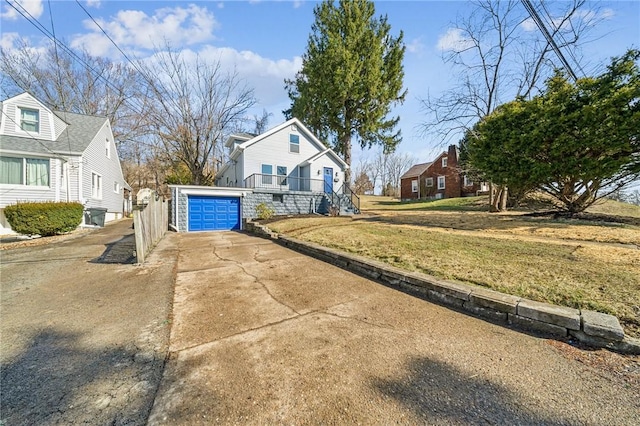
442, 157, 448, 168
20, 108, 39, 133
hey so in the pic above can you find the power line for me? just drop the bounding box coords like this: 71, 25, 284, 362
0, 109, 70, 162
3, 0, 148, 118
74, 0, 183, 116
47, 0, 74, 158
539, 1, 587, 78
521, 0, 579, 81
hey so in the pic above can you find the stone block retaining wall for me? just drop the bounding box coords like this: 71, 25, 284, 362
244, 190, 325, 218
246, 221, 640, 355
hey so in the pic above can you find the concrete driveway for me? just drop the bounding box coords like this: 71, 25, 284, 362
149, 231, 639, 425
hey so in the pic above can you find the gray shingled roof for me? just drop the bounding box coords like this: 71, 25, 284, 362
0, 111, 107, 156
400, 162, 432, 179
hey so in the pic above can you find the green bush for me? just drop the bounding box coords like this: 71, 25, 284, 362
4, 202, 84, 236
255, 203, 275, 220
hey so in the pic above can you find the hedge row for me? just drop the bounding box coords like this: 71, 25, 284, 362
4, 202, 84, 236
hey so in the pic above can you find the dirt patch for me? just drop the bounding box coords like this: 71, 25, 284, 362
547, 339, 640, 390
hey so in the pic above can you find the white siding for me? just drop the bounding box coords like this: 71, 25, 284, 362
242, 126, 346, 192
80, 121, 127, 220
0, 95, 56, 141
0, 154, 60, 208
52, 113, 69, 139
218, 151, 245, 187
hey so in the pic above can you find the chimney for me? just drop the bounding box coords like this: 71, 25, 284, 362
447, 144, 457, 166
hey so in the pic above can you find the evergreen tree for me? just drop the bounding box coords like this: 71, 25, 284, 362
285, 0, 406, 182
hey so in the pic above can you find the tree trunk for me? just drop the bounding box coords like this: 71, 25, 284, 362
342, 133, 352, 185
499, 185, 508, 211
489, 184, 508, 212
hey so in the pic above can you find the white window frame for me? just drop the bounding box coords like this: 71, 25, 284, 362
0, 156, 50, 187
289, 133, 300, 153
261, 164, 273, 185
105, 139, 111, 159
463, 175, 473, 187
92, 172, 103, 199
19, 107, 40, 133
425, 177, 433, 187
411, 179, 418, 193
113, 181, 120, 194
437, 176, 446, 190
442, 157, 448, 168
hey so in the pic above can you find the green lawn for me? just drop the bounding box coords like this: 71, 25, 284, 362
267, 197, 640, 337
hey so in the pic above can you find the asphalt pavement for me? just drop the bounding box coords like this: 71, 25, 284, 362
1, 219, 176, 425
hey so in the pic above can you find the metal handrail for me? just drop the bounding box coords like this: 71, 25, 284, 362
243, 173, 326, 192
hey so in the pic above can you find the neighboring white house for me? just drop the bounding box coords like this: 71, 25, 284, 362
215, 118, 349, 194
169, 118, 357, 233
0, 92, 130, 234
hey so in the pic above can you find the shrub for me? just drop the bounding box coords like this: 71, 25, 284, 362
255, 203, 275, 220
4, 202, 84, 236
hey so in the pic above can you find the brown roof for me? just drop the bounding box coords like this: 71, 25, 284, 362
400, 162, 432, 179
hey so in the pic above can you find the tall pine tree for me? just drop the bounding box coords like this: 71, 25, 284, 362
285, 0, 406, 183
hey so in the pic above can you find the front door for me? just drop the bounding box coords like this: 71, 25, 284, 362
324, 167, 333, 193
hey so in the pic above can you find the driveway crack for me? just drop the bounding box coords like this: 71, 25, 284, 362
212, 246, 300, 316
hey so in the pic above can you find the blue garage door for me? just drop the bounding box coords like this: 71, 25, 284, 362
188, 195, 240, 231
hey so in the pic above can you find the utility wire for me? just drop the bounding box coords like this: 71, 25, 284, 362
539, 1, 587, 78
521, 0, 579, 81
47, 0, 74, 157
3, 0, 148, 117
74, 0, 178, 113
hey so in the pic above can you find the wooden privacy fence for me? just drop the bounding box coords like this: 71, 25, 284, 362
133, 194, 168, 263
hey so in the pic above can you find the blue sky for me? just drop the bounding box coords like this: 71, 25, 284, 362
2, 0, 639, 165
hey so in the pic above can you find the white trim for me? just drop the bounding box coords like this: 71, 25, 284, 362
437, 175, 446, 190
179, 188, 251, 197
91, 171, 102, 200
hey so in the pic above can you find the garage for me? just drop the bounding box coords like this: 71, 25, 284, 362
188, 195, 240, 231
169, 185, 250, 233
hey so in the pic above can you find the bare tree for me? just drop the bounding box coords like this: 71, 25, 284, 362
141, 46, 256, 185
420, 0, 603, 210
252, 109, 272, 134
1, 40, 146, 151
366, 149, 415, 197
385, 151, 416, 197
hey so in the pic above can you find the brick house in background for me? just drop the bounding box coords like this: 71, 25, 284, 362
400, 145, 487, 200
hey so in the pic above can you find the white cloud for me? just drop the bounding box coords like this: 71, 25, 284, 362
217, 2, 224, 9
1, 0, 44, 21
293, 1, 304, 9
143, 44, 301, 111
521, 18, 537, 32
406, 37, 424, 54
521, 8, 615, 32
86, 0, 101, 8
0, 32, 21, 50
0, 32, 47, 57
70, 4, 218, 54
198, 45, 302, 106
436, 28, 474, 52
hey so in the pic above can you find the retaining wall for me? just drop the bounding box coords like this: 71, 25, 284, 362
245, 221, 640, 355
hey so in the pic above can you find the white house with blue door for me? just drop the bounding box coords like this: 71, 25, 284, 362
216, 117, 348, 194
170, 118, 358, 233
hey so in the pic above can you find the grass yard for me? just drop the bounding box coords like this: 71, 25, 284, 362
267, 195, 640, 337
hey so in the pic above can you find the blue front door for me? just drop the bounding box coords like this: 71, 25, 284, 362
324, 167, 333, 193
188, 195, 240, 231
